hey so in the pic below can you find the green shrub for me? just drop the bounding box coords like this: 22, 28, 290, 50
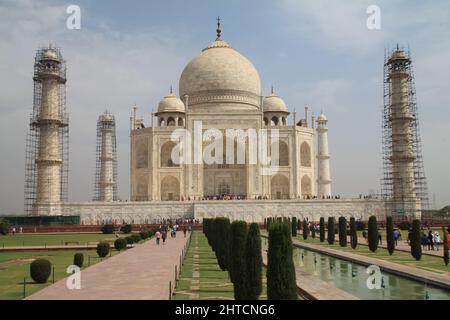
291, 217, 297, 237
327, 217, 335, 245
131, 233, 142, 243
96, 241, 110, 258
73, 253, 84, 268
267, 220, 297, 300
147, 230, 155, 238
397, 221, 411, 231
302, 219, 309, 240
368, 216, 378, 253
0, 218, 9, 235
114, 238, 127, 251
338, 217, 347, 247
350, 217, 357, 249
443, 227, 449, 266
229, 221, 248, 300
245, 223, 262, 300
319, 217, 325, 242
386, 216, 395, 255
120, 224, 132, 234
125, 236, 134, 245
139, 231, 149, 240
30, 259, 52, 283
410, 219, 421, 261
101, 224, 115, 234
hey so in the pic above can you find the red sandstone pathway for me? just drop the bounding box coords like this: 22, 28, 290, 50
27, 233, 190, 300
357, 238, 443, 257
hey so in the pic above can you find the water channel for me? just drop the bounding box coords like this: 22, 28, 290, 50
262, 238, 450, 300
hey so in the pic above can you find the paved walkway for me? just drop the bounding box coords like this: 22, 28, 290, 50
27, 233, 191, 300
357, 238, 443, 257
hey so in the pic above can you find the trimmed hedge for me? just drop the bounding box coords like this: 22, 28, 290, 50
386, 216, 395, 255
410, 219, 422, 261
73, 253, 84, 268
131, 233, 142, 243
319, 217, 325, 242
101, 224, 115, 234
139, 231, 149, 240
0, 218, 9, 235
30, 259, 52, 283
125, 236, 134, 245
229, 221, 248, 300
120, 224, 132, 234
327, 217, 335, 245
97, 241, 110, 258
245, 223, 262, 300
114, 238, 127, 251
338, 217, 347, 247
368, 216, 378, 253
350, 217, 357, 249
267, 220, 297, 300
291, 217, 297, 237
302, 219, 309, 240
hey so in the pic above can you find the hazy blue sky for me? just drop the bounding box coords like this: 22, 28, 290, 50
0, 0, 449, 214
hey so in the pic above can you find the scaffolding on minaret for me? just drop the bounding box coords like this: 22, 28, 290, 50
93, 111, 118, 202
24, 46, 68, 215
381, 45, 430, 220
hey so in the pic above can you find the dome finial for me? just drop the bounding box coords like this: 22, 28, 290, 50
271, 85, 274, 95
170, 85, 173, 94
216, 16, 221, 40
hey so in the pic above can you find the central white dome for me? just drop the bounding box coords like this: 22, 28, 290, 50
179, 38, 261, 108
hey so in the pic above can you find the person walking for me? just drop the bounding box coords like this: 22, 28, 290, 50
162, 230, 167, 245
421, 233, 428, 250
433, 232, 440, 251
393, 229, 399, 246
155, 230, 161, 245
183, 226, 187, 238
428, 230, 434, 251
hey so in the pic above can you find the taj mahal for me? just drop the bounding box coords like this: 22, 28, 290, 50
26, 19, 424, 225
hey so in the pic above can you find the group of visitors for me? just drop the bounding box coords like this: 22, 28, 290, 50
416, 229, 442, 251
155, 224, 192, 245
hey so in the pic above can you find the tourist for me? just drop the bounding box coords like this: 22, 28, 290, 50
393, 229, 399, 246
421, 233, 428, 250
19, 226, 23, 234
433, 232, 440, 251
407, 229, 412, 245
162, 230, 167, 244
427, 230, 434, 251
12, 227, 16, 236
378, 233, 382, 245
397, 229, 402, 242
183, 226, 187, 238
155, 230, 161, 245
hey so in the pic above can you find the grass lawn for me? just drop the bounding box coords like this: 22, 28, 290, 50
0, 233, 126, 247
0, 249, 118, 300
294, 235, 449, 274
175, 231, 267, 300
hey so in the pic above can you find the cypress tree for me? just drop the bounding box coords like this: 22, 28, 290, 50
267, 220, 297, 300
215, 217, 231, 270
245, 223, 262, 300
386, 216, 395, 255
297, 218, 301, 231
442, 226, 449, 266
338, 217, 347, 247
410, 219, 422, 261
302, 219, 309, 240
229, 221, 248, 300
311, 224, 316, 239
349, 217, 357, 249
291, 217, 297, 237
368, 216, 378, 253
319, 217, 325, 243
327, 217, 335, 245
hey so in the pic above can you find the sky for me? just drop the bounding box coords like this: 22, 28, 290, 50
0, 0, 449, 214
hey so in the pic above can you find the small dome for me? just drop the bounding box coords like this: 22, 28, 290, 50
390, 50, 408, 61
41, 49, 59, 61
158, 93, 185, 113
263, 92, 288, 113
317, 112, 327, 121
99, 111, 114, 122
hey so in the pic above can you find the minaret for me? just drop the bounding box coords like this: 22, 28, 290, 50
94, 111, 117, 202
316, 112, 331, 198
26, 46, 68, 216
382, 47, 426, 217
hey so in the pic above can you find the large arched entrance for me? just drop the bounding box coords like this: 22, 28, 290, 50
160, 176, 180, 201
270, 174, 289, 199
